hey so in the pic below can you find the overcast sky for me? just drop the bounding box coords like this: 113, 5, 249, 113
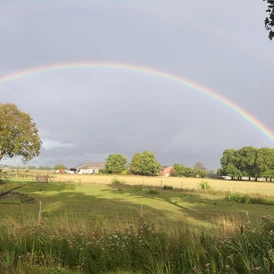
0, 0, 273, 170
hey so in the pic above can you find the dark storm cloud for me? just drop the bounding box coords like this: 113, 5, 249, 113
0, 0, 273, 169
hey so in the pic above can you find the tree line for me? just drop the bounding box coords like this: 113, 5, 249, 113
217, 146, 274, 181
104, 153, 215, 178
105, 151, 162, 176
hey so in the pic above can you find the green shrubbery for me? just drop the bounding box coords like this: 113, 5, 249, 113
199, 180, 212, 191
146, 189, 159, 195
1, 217, 274, 273
162, 185, 173, 190
226, 192, 274, 206
111, 177, 126, 186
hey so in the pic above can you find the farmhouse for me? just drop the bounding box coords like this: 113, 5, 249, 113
71, 161, 106, 174
160, 166, 174, 177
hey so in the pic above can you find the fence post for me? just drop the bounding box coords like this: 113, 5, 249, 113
38, 201, 42, 225
245, 211, 249, 223
140, 206, 143, 219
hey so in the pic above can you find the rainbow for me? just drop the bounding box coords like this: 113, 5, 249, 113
0, 61, 273, 142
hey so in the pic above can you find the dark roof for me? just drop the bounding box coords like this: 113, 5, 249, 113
74, 161, 106, 169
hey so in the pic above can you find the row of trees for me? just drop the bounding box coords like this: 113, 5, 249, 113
171, 162, 215, 178
217, 146, 274, 181
105, 153, 214, 178
105, 151, 162, 176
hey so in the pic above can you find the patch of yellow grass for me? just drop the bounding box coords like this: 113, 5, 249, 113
45, 174, 274, 196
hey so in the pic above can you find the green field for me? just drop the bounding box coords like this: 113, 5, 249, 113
1, 175, 274, 273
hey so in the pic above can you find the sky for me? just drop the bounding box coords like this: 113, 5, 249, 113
0, 0, 273, 170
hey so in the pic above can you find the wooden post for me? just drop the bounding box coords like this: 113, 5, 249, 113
245, 211, 249, 223
38, 201, 42, 226
140, 206, 143, 219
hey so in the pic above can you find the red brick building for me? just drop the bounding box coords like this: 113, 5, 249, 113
160, 166, 174, 177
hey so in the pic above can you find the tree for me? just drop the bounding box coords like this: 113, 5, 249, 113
0, 103, 42, 163
130, 152, 142, 175
254, 147, 274, 180
172, 163, 185, 177
129, 151, 161, 176
139, 151, 161, 176
263, 0, 274, 40
184, 167, 194, 177
193, 162, 206, 170
219, 149, 242, 180
54, 164, 67, 170
193, 162, 207, 178
105, 154, 127, 174
237, 146, 258, 180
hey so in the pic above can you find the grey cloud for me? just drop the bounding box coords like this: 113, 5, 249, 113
0, 1, 273, 170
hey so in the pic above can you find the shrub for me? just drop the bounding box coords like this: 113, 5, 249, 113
226, 192, 251, 204
98, 169, 106, 174
226, 192, 274, 205
120, 170, 128, 175
65, 184, 76, 191
162, 185, 173, 190
199, 181, 211, 191
146, 189, 159, 195
111, 177, 126, 186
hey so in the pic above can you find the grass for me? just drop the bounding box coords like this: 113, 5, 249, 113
1, 177, 274, 273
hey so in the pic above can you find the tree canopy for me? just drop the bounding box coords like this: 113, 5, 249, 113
105, 154, 127, 174
130, 151, 161, 176
263, 0, 274, 40
172, 163, 185, 177
0, 103, 42, 163
54, 164, 67, 170
218, 146, 274, 180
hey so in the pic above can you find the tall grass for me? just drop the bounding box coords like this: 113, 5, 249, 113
1, 216, 274, 273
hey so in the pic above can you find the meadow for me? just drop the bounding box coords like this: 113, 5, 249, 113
1, 172, 274, 273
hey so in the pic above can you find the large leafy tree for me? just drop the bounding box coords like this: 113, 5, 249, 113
263, 0, 274, 40
254, 147, 274, 180
237, 146, 258, 179
130, 152, 142, 175
130, 151, 161, 176
0, 103, 42, 163
139, 151, 161, 176
172, 163, 185, 177
105, 154, 127, 174
219, 149, 242, 180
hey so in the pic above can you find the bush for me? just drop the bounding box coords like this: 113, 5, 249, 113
162, 185, 173, 190
199, 181, 211, 191
98, 169, 106, 174
65, 184, 76, 191
120, 170, 128, 175
146, 189, 159, 195
111, 177, 126, 186
226, 192, 274, 205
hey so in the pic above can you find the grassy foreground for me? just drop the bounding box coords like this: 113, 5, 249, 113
1, 178, 274, 273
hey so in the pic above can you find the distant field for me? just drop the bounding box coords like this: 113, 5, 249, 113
2, 171, 274, 196
0, 177, 274, 229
